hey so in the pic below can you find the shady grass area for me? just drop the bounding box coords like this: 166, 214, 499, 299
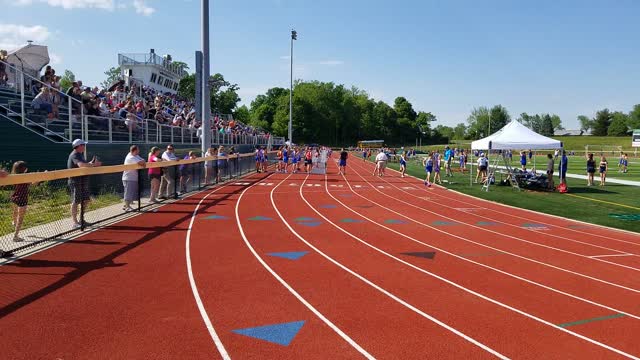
376, 156, 640, 233
0, 180, 121, 237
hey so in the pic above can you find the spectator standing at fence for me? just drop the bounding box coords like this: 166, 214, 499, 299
204, 147, 215, 183
217, 146, 228, 181
179, 151, 197, 194
159, 144, 178, 199
10, 161, 37, 242
68, 139, 101, 229
148, 147, 162, 203
122, 145, 145, 212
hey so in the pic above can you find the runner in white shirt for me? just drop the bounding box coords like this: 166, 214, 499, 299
374, 150, 388, 177
122, 145, 146, 211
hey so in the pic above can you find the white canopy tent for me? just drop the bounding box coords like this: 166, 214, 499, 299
470, 120, 564, 189
471, 120, 562, 150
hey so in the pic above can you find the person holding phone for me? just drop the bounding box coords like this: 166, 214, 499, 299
68, 139, 101, 230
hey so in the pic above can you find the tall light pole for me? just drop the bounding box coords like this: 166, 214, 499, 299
201, 0, 211, 154
288, 29, 297, 146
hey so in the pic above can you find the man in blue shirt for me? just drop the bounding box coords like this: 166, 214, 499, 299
444, 146, 454, 177
558, 151, 568, 185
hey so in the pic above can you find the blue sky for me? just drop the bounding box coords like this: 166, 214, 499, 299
2, 0, 639, 129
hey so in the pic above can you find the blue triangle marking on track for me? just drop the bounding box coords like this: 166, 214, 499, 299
340, 218, 364, 223
248, 216, 273, 221
232, 320, 305, 346
267, 251, 309, 260
384, 219, 406, 224
297, 221, 322, 227
294, 217, 316, 222
204, 215, 228, 220
477, 221, 498, 226
432, 221, 456, 226
320, 204, 337, 209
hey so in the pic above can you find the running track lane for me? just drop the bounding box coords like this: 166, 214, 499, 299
305, 168, 640, 357
357, 155, 640, 249
0, 185, 239, 359
356, 159, 640, 269
238, 172, 503, 359
350, 159, 639, 306
348, 159, 640, 281
286, 171, 637, 359
188, 174, 367, 359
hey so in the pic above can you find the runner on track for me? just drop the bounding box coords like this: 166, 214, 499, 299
339, 148, 348, 175
422, 153, 433, 187
282, 146, 289, 173
399, 151, 407, 178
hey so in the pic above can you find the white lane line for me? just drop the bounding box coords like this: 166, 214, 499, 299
313, 173, 640, 358
331, 160, 640, 319
186, 184, 237, 360
235, 174, 375, 359
348, 161, 640, 283
271, 174, 508, 359
590, 254, 635, 258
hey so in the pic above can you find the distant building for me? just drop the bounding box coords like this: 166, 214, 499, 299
554, 129, 591, 136
118, 49, 188, 94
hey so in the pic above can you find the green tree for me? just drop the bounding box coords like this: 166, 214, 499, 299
541, 114, 554, 136
416, 111, 436, 136
466, 106, 490, 139
452, 123, 467, 139
489, 105, 510, 133
434, 125, 454, 141
176, 73, 241, 114
628, 104, 640, 130
592, 109, 612, 136
550, 114, 563, 131
608, 112, 629, 136
577, 115, 594, 133
100, 66, 121, 89
234, 105, 250, 123
249, 87, 288, 131
59, 69, 75, 92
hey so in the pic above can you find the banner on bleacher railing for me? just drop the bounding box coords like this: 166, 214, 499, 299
633, 129, 640, 147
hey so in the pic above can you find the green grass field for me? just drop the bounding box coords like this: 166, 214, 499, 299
370, 156, 640, 233
407, 136, 638, 154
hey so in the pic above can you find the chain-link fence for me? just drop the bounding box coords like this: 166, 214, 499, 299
0, 151, 266, 258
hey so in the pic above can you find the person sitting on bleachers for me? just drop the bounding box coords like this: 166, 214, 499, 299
31, 87, 54, 118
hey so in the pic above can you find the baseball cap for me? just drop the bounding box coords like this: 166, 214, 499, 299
72, 139, 88, 148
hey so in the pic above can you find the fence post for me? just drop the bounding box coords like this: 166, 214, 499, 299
174, 165, 179, 199
68, 97, 73, 139
19, 72, 25, 126
137, 169, 143, 211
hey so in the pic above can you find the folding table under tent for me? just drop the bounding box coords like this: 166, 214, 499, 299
470, 120, 563, 191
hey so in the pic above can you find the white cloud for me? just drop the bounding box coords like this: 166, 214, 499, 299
49, 52, 63, 64
319, 60, 344, 66
0, 23, 51, 50
132, 0, 154, 16
14, 0, 115, 10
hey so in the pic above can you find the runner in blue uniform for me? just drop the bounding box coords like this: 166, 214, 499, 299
399, 152, 407, 178
422, 153, 434, 187
282, 147, 289, 173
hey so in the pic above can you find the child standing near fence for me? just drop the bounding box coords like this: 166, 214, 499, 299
10, 161, 36, 242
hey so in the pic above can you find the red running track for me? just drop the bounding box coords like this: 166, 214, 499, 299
1, 156, 640, 359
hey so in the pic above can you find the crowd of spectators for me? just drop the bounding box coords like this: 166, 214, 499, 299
6, 62, 269, 139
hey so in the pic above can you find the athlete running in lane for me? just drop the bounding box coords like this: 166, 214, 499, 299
339, 148, 348, 175
282, 146, 289, 173
399, 151, 407, 178
422, 153, 434, 187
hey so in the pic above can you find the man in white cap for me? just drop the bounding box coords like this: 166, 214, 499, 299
68, 139, 101, 229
